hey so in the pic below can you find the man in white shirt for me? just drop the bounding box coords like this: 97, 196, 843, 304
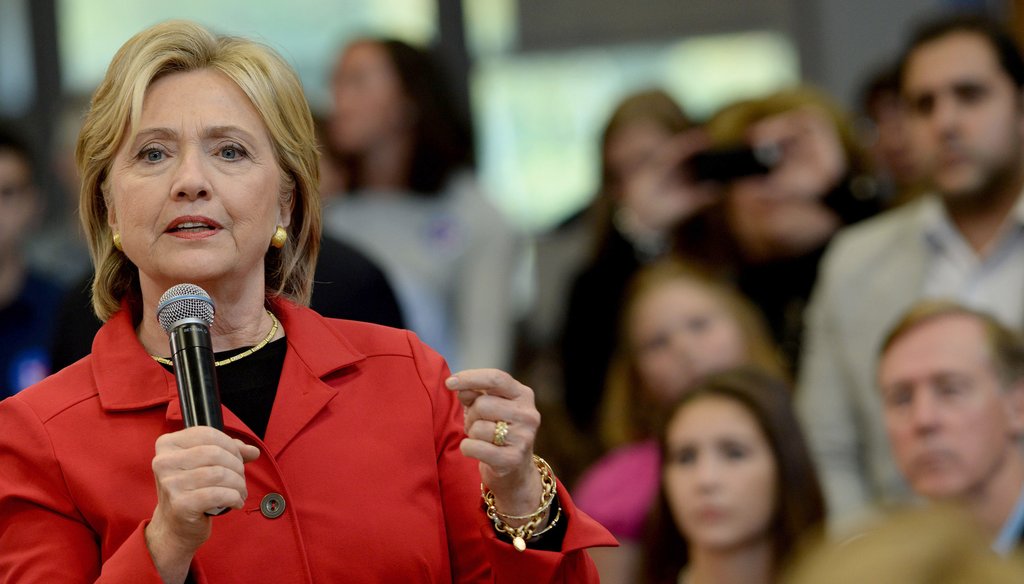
878, 301, 1024, 553
797, 14, 1024, 527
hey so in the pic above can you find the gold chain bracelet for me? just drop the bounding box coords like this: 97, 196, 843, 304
481, 454, 558, 552
526, 501, 562, 540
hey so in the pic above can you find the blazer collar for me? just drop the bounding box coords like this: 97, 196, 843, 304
271, 296, 366, 378
93, 297, 366, 415
92, 300, 178, 411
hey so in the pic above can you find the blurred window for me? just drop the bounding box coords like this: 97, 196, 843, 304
465, 0, 799, 231
57, 0, 436, 113
0, 0, 35, 117
57, 0, 799, 232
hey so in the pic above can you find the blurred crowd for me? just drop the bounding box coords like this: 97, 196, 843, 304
5, 9, 1024, 583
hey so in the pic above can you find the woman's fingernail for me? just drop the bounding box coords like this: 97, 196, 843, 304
445, 376, 459, 389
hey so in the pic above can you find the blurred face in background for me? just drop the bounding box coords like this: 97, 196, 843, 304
664, 396, 778, 552
902, 32, 1024, 204
329, 40, 413, 155
629, 279, 748, 403
604, 120, 677, 196
880, 314, 1024, 501
868, 91, 922, 189
0, 149, 40, 255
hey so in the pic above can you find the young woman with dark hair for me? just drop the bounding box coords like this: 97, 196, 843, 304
643, 367, 825, 584
322, 37, 522, 371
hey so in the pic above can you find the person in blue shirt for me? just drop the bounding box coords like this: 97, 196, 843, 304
0, 127, 63, 398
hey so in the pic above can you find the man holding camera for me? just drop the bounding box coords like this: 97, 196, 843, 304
797, 14, 1024, 527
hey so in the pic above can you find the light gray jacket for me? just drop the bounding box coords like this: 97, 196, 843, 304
796, 197, 933, 524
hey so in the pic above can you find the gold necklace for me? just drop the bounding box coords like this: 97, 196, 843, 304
151, 310, 280, 367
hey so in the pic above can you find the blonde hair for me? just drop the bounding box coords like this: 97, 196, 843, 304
599, 261, 786, 449
77, 20, 321, 320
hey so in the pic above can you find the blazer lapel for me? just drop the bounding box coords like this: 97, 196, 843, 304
260, 300, 365, 457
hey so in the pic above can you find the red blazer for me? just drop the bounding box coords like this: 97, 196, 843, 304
0, 299, 615, 582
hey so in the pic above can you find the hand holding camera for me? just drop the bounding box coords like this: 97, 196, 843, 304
745, 105, 848, 201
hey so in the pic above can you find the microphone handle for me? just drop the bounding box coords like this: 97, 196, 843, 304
169, 321, 224, 430
169, 321, 229, 515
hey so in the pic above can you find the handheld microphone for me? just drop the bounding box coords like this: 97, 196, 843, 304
157, 283, 228, 516
157, 284, 224, 430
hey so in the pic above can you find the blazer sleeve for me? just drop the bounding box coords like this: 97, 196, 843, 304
795, 245, 871, 525
0, 396, 164, 584
405, 331, 617, 583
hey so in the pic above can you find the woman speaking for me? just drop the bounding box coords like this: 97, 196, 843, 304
0, 20, 613, 582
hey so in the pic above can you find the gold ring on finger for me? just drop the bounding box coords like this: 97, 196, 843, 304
493, 420, 509, 446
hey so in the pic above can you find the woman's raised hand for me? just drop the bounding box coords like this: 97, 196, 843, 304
747, 105, 848, 202
145, 427, 260, 583
446, 369, 546, 522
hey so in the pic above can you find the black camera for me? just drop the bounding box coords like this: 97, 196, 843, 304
688, 144, 782, 183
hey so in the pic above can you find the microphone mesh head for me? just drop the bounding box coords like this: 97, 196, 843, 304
156, 283, 215, 332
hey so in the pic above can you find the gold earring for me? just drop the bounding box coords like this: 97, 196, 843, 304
271, 226, 287, 249
112, 232, 122, 251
